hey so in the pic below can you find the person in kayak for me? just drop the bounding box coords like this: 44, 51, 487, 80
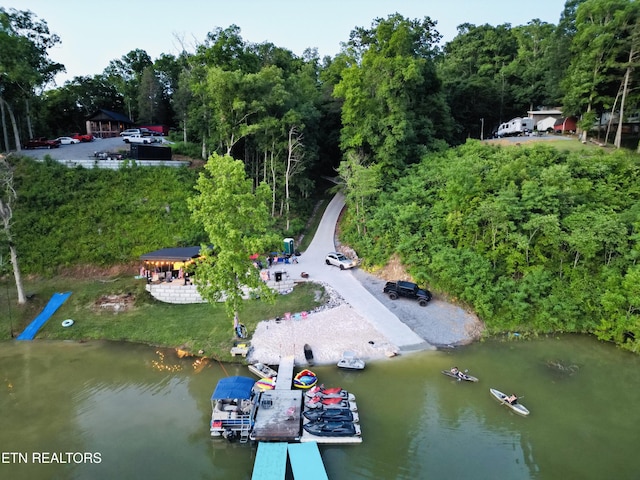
451, 367, 459, 375
506, 394, 518, 404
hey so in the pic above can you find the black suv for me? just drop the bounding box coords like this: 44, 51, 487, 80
383, 280, 432, 306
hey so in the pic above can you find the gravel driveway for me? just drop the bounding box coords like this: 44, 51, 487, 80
351, 269, 483, 348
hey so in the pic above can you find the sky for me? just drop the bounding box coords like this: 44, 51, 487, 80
11, 0, 568, 86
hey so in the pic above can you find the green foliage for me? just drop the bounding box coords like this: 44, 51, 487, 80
334, 13, 453, 178
6, 157, 204, 274
169, 141, 202, 159
188, 153, 279, 320
342, 140, 640, 351
0, 273, 325, 359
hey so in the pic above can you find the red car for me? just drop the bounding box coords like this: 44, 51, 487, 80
23, 137, 60, 149
71, 133, 94, 142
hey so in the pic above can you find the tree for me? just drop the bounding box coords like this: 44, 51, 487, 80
505, 20, 557, 109
612, 3, 640, 148
562, 0, 636, 141
438, 23, 518, 140
542, 0, 587, 105
338, 152, 382, 236
0, 8, 64, 151
334, 13, 453, 178
188, 153, 277, 325
40, 75, 124, 135
137, 66, 165, 124
103, 49, 153, 122
0, 156, 25, 304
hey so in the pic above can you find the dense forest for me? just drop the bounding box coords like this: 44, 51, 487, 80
1, 1, 640, 351
340, 141, 640, 352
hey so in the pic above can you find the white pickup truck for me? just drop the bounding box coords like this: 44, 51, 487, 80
123, 133, 157, 144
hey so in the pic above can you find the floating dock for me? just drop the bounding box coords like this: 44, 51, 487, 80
275, 355, 294, 389
288, 442, 329, 480
251, 441, 329, 480
251, 442, 288, 480
251, 389, 303, 442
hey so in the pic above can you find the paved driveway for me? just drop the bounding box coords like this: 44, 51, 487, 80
17, 137, 127, 161
276, 193, 432, 352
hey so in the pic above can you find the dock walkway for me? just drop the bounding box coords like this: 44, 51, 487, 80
251, 441, 328, 480
251, 442, 288, 480
275, 355, 294, 389
288, 442, 329, 480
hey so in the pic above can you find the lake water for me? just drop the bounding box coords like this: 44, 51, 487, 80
1, 335, 638, 480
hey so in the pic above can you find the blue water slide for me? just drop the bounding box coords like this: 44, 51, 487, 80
16, 292, 72, 340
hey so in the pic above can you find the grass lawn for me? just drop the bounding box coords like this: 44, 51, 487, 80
0, 273, 327, 362
0, 186, 336, 361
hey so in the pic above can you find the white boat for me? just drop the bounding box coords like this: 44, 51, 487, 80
489, 388, 530, 416
337, 351, 365, 370
248, 362, 277, 379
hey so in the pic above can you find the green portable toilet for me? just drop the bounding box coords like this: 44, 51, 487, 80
283, 238, 294, 255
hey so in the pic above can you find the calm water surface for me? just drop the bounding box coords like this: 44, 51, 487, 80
0, 336, 638, 480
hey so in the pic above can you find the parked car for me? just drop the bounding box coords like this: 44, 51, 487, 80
123, 133, 157, 144
383, 280, 432, 306
325, 252, 357, 270
120, 129, 141, 137
55, 136, 80, 145
71, 133, 93, 142
23, 137, 60, 149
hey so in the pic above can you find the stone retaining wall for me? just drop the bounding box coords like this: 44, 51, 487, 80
145, 269, 296, 304
55, 159, 190, 170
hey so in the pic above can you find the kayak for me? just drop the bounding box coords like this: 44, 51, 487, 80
441, 370, 479, 382
303, 409, 358, 423
303, 421, 361, 437
490, 388, 530, 416
254, 378, 276, 390
304, 344, 314, 366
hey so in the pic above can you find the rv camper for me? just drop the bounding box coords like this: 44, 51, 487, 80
497, 117, 535, 137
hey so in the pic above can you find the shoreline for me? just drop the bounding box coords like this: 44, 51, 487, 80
247, 271, 484, 366
246, 303, 401, 366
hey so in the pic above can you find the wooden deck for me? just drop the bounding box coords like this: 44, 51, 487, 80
251, 389, 303, 441
275, 355, 294, 390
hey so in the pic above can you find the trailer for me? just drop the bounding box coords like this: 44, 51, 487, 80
139, 125, 170, 136
497, 117, 534, 137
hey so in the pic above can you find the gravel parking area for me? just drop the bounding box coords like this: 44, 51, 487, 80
352, 269, 484, 348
